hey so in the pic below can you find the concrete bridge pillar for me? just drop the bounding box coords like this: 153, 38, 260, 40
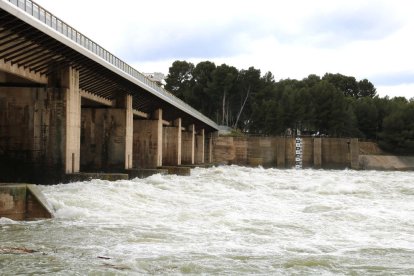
181, 124, 195, 164
0, 66, 81, 182
124, 95, 134, 169
45, 66, 81, 175
62, 67, 81, 173
195, 128, 205, 164
133, 108, 163, 168
205, 132, 213, 163
162, 118, 182, 166
80, 94, 133, 171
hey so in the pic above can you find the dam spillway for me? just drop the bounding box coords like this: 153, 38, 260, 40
1, 166, 414, 274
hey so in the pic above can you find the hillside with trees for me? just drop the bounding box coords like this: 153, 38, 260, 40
164, 60, 414, 154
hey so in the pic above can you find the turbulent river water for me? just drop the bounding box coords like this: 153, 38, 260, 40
1, 166, 414, 275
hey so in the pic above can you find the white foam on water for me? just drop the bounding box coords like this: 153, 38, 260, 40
1, 166, 414, 274
0, 217, 18, 225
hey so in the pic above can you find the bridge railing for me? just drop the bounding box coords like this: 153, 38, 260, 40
6, 0, 217, 128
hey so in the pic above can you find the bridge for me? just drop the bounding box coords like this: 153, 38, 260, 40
0, 0, 219, 183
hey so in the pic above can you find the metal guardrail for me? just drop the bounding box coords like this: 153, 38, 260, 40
5, 0, 218, 129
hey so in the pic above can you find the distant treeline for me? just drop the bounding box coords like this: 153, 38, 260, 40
165, 60, 414, 154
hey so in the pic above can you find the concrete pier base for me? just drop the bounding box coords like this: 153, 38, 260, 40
159, 166, 191, 176
0, 184, 53, 220
126, 169, 168, 179
65, 173, 128, 182
180, 163, 216, 168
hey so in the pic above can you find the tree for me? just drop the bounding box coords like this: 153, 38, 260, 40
165, 60, 194, 101
310, 81, 358, 136
353, 97, 379, 139
192, 61, 216, 116
379, 101, 414, 154
233, 67, 261, 129
262, 71, 275, 84
302, 74, 321, 88
163, 60, 413, 148
249, 74, 278, 133
358, 79, 377, 98
322, 73, 359, 98
206, 64, 238, 125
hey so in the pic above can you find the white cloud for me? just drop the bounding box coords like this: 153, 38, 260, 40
377, 84, 414, 99
35, 0, 414, 99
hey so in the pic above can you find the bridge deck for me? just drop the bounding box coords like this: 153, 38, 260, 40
0, 0, 218, 131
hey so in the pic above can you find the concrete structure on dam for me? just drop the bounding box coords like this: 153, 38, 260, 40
213, 136, 360, 170
0, 0, 218, 183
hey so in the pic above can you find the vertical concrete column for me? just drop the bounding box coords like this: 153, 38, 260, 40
162, 117, 182, 165
276, 137, 286, 168
118, 94, 133, 169
313, 138, 322, 169
350, 138, 359, 169
175, 118, 182, 165
126, 95, 133, 169
154, 109, 163, 167
63, 67, 81, 173
195, 128, 205, 164
181, 124, 195, 164
207, 132, 213, 163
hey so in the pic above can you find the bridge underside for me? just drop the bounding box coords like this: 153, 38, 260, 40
0, 9, 216, 128
0, 5, 217, 183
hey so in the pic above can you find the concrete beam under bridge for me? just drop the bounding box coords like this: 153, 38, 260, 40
0, 59, 47, 84
79, 90, 149, 121
80, 89, 113, 106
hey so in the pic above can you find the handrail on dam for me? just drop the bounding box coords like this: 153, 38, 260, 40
4, 0, 218, 129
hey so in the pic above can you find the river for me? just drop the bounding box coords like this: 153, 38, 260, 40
1, 166, 414, 275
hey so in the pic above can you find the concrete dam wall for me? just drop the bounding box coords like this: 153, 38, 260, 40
213, 136, 360, 169
359, 155, 414, 171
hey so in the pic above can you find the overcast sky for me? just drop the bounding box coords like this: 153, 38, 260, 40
35, 0, 414, 99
